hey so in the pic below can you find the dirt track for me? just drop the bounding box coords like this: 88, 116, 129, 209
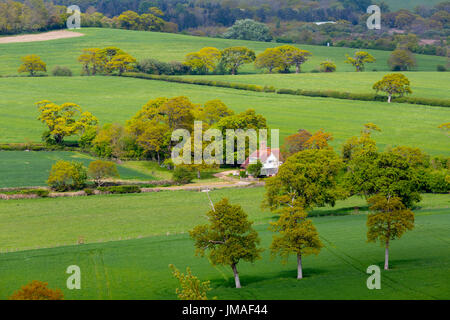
0, 30, 84, 44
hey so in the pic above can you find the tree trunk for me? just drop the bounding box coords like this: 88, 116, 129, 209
295, 65, 300, 73
157, 152, 160, 165
197, 169, 201, 179
388, 94, 392, 103
231, 263, 241, 288
297, 253, 303, 279
384, 241, 389, 270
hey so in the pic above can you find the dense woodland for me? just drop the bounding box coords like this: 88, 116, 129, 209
1, 0, 449, 56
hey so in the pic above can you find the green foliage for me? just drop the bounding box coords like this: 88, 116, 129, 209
97, 185, 141, 194
172, 166, 195, 184
345, 51, 376, 72
223, 19, 272, 42
373, 73, 412, 102
247, 160, 263, 177
18, 54, 46, 76
319, 60, 337, 72
264, 149, 346, 211
388, 48, 417, 71
88, 160, 119, 186
220, 47, 256, 75
51, 66, 73, 77
184, 47, 221, 74
47, 160, 88, 191
270, 206, 323, 278
169, 265, 211, 300
36, 100, 98, 145
255, 45, 312, 73
189, 198, 262, 288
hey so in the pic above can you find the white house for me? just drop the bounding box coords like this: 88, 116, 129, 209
241, 148, 282, 177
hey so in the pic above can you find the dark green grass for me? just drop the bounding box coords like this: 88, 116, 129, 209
0, 151, 156, 188
0, 77, 449, 156
0, 208, 448, 300
0, 28, 447, 76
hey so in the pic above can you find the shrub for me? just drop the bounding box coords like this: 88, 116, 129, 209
172, 166, 195, 184
84, 188, 95, 196
88, 160, 119, 186
47, 160, 87, 191
20, 189, 50, 197
9, 281, 64, 300
239, 170, 248, 178
98, 185, 141, 194
247, 160, 263, 177
52, 66, 73, 76
319, 60, 337, 72
437, 64, 447, 72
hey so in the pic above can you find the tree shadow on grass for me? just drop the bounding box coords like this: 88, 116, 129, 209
309, 205, 370, 218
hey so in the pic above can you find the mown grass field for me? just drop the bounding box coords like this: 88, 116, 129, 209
0, 28, 447, 76
0, 151, 159, 188
181, 71, 450, 100
0, 190, 448, 299
1, 76, 449, 156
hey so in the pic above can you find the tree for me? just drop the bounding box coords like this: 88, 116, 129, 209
367, 195, 414, 270
106, 53, 137, 75
270, 206, 323, 279
92, 123, 128, 159
173, 166, 195, 184
223, 19, 272, 42
264, 149, 346, 211
36, 100, 98, 144
201, 100, 234, 125
438, 122, 450, 136
277, 45, 312, 73
184, 47, 221, 74
169, 265, 212, 300
304, 130, 333, 150
9, 281, 64, 300
345, 51, 376, 72
78, 48, 102, 75
18, 54, 46, 76
190, 198, 262, 288
373, 73, 412, 103
281, 129, 312, 159
247, 160, 262, 177
255, 48, 283, 73
388, 48, 416, 71
319, 60, 336, 72
88, 160, 119, 187
47, 160, 87, 191
220, 47, 256, 75
136, 120, 170, 164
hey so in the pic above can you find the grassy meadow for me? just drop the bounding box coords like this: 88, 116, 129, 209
0, 76, 449, 156
181, 71, 450, 100
0, 190, 448, 299
0, 151, 159, 188
0, 28, 448, 76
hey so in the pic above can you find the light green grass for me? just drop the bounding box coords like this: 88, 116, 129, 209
0, 151, 157, 188
0, 76, 449, 156
0, 196, 448, 299
0, 186, 448, 252
0, 28, 447, 76
180, 71, 450, 100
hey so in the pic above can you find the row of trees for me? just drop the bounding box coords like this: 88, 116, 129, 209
78, 47, 137, 75
184, 123, 449, 293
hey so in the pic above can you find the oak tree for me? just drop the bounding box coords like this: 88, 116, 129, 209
373, 73, 412, 103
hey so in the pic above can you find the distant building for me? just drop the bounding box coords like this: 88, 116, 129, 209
314, 21, 337, 26
241, 148, 282, 177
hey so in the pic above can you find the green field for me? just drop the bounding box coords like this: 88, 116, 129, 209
0, 151, 159, 188
0, 28, 447, 76
181, 72, 450, 100
1, 76, 449, 156
0, 188, 448, 299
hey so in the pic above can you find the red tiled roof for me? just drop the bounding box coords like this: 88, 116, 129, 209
241, 148, 280, 168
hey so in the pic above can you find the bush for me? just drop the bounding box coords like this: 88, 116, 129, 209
247, 160, 263, 177
51, 66, 73, 76
20, 189, 50, 197
97, 185, 141, 194
9, 281, 64, 300
47, 160, 87, 191
437, 64, 447, 72
173, 166, 195, 184
88, 160, 119, 186
239, 170, 248, 178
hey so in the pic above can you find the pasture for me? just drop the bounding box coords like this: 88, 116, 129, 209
181, 72, 450, 100
0, 76, 449, 156
0, 28, 447, 76
0, 151, 158, 188
0, 192, 448, 299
